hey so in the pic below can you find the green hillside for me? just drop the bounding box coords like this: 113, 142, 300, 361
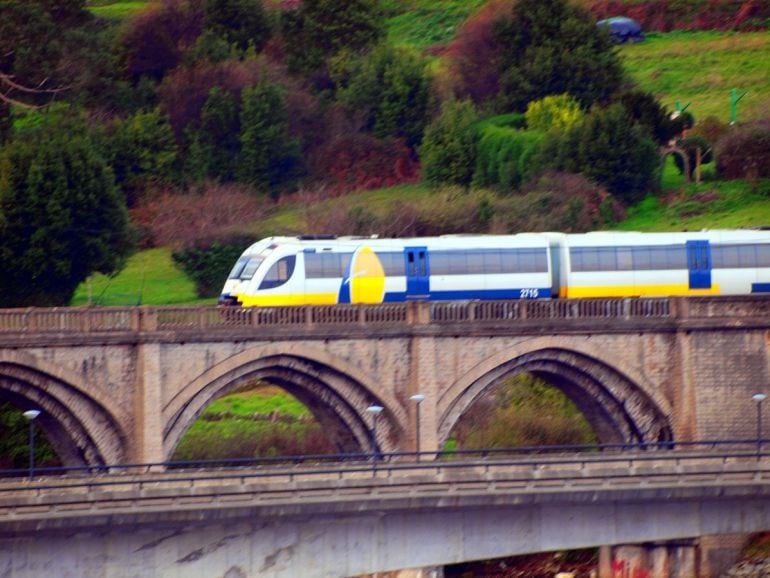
619, 31, 770, 123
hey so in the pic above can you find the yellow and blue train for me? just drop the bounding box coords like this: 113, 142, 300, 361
218, 231, 770, 307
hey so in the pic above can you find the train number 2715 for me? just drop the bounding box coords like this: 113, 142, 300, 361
519, 288, 540, 299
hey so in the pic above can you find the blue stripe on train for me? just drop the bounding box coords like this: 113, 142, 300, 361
752, 283, 770, 293
382, 288, 552, 302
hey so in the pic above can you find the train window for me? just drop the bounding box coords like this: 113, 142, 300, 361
305, 253, 352, 278
756, 245, 770, 267
228, 257, 251, 279
617, 248, 633, 270
449, 252, 467, 274
259, 256, 296, 290
484, 251, 503, 274
239, 257, 264, 280
597, 248, 617, 271
376, 252, 405, 276
466, 252, 485, 274
430, 252, 451, 275
739, 245, 757, 267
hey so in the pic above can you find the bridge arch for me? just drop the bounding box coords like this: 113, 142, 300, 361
164, 344, 407, 460
438, 339, 673, 446
0, 351, 129, 466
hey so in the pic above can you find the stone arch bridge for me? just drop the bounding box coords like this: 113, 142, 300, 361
1, 296, 769, 466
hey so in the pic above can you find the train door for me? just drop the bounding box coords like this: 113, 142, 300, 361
686, 240, 711, 289
405, 247, 429, 299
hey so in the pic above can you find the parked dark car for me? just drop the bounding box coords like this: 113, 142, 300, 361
597, 17, 646, 43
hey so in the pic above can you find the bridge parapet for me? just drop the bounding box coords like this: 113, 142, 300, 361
2, 296, 770, 337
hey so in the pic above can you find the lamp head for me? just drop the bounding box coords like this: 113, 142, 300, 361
754, 394, 767, 403
23, 410, 41, 421
410, 394, 426, 404
366, 405, 384, 415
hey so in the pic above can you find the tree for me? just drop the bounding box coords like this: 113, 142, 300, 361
104, 109, 178, 205
238, 80, 301, 197
420, 100, 479, 188
492, 0, 625, 112
202, 0, 272, 53
618, 90, 691, 146
545, 104, 660, 203
197, 87, 241, 181
334, 45, 430, 149
0, 119, 133, 307
280, 0, 384, 73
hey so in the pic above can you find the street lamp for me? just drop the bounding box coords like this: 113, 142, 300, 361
22, 410, 41, 480
366, 405, 384, 470
410, 394, 425, 461
753, 394, 766, 458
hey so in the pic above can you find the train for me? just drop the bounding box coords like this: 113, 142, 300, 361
217, 230, 770, 307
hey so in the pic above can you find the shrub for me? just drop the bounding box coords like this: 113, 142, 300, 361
525, 93, 584, 132
715, 120, 770, 181
129, 182, 266, 248
420, 100, 479, 188
618, 90, 690, 146
308, 133, 419, 195
172, 236, 254, 297
490, 171, 624, 233
534, 104, 660, 204
202, 0, 273, 53
473, 124, 545, 191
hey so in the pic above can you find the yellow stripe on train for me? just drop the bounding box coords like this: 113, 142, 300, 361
236, 292, 339, 307
562, 284, 721, 299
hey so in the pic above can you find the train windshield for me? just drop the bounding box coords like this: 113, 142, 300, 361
229, 256, 264, 280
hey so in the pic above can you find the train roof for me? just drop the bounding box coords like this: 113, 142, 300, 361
239, 230, 770, 256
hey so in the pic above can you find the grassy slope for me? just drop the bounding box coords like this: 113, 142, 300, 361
618, 31, 770, 123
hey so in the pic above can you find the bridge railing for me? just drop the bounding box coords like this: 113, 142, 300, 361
1, 295, 770, 334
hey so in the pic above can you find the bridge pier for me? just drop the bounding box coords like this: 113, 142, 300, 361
134, 342, 166, 464
602, 540, 700, 578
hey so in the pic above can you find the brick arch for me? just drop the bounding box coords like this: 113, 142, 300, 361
0, 351, 129, 466
438, 339, 673, 446
164, 344, 407, 460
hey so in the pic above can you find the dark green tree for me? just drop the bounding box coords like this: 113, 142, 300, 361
238, 81, 301, 197
334, 45, 429, 149
493, 0, 625, 112
202, 0, 273, 53
0, 119, 133, 307
419, 100, 479, 188
198, 87, 241, 181
104, 109, 178, 205
280, 0, 384, 73
536, 104, 659, 203
618, 90, 691, 146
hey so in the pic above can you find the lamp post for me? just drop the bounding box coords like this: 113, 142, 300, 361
22, 410, 41, 480
366, 405, 384, 471
410, 394, 425, 462
753, 394, 766, 458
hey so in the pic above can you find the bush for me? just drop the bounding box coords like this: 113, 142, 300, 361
420, 100, 479, 188
715, 120, 770, 181
129, 182, 266, 248
525, 93, 583, 132
490, 171, 624, 233
308, 133, 419, 195
172, 236, 254, 297
473, 125, 545, 191
534, 104, 660, 204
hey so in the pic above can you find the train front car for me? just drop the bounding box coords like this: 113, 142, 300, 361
218, 237, 300, 306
